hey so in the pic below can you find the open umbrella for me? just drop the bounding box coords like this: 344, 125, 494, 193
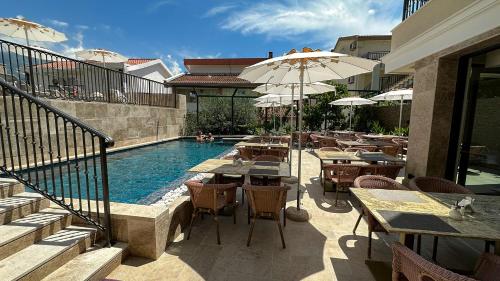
330, 97, 375, 131
0, 17, 67, 46
240, 47, 378, 219
75, 49, 128, 68
371, 89, 412, 133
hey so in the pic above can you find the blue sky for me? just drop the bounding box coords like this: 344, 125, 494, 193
2, 0, 403, 74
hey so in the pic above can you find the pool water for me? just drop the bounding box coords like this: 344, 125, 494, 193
38, 139, 235, 204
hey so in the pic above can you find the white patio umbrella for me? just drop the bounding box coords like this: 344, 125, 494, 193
254, 82, 336, 95
371, 89, 413, 133
0, 17, 67, 46
240, 47, 378, 219
330, 97, 375, 131
75, 49, 128, 68
254, 99, 292, 130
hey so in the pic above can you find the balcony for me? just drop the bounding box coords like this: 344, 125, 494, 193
363, 51, 390, 61
402, 0, 430, 20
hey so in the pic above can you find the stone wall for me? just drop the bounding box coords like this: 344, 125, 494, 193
372, 104, 412, 130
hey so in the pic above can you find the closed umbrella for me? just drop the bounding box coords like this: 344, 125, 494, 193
330, 97, 375, 131
0, 17, 67, 46
240, 47, 378, 219
371, 89, 412, 133
75, 49, 128, 68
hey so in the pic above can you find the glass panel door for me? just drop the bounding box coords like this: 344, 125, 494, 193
456, 50, 500, 194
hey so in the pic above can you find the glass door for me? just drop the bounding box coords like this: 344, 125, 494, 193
456, 50, 500, 194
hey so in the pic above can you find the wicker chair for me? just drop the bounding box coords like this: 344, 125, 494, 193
318, 137, 338, 148
353, 175, 408, 259
379, 145, 399, 157
185, 180, 238, 244
260, 148, 287, 161
344, 147, 368, 153
310, 133, 320, 148
392, 242, 500, 281
243, 184, 290, 248
292, 132, 309, 147
376, 164, 405, 179
408, 176, 473, 261
356, 145, 378, 152
323, 164, 361, 205
253, 155, 281, 162
392, 138, 408, 156
237, 147, 253, 160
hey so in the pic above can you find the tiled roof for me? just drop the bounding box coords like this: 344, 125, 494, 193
166, 73, 257, 88
184, 58, 267, 66
127, 58, 157, 65
35, 61, 78, 69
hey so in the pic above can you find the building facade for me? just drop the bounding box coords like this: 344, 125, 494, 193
383, 0, 500, 193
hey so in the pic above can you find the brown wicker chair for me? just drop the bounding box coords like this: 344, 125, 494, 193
392, 138, 408, 156
408, 176, 473, 261
379, 145, 399, 157
344, 147, 369, 153
260, 148, 287, 161
353, 175, 408, 259
185, 180, 238, 244
310, 133, 320, 148
376, 164, 404, 179
292, 132, 309, 147
243, 184, 290, 248
237, 147, 253, 160
318, 137, 338, 148
323, 164, 361, 205
392, 242, 500, 281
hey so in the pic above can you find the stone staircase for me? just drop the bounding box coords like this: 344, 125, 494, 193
388, 75, 414, 91
0, 180, 127, 281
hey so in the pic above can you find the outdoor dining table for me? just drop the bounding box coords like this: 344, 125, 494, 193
362, 134, 405, 140
350, 188, 500, 255
188, 158, 291, 182
315, 150, 403, 163
337, 140, 396, 148
235, 141, 289, 148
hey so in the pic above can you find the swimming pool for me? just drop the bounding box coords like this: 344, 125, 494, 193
40, 139, 235, 204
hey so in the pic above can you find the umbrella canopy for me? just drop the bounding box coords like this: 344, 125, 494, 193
30, 45, 62, 56
75, 49, 128, 67
255, 94, 306, 102
330, 97, 375, 131
371, 89, 413, 133
254, 100, 292, 107
371, 89, 413, 101
253, 82, 336, 95
240, 47, 378, 215
0, 17, 67, 46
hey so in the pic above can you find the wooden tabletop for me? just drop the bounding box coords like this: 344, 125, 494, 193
235, 141, 289, 148
314, 151, 403, 163
351, 188, 500, 253
362, 134, 403, 140
337, 140, 395, 147
188, 159, 290, 177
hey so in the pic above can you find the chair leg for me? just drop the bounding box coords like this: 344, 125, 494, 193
241, 189, 245, 205
432, 236, 438, 262
233, 204, 237, 224
247, 216, 256, 247
368, 230, 372, 259
247, 205, 250, 225
214, 215, 220, 245
353, 210, 364, 234
283, 202, 287, 227
276, 216, 286, 249
187, 210, 197, 240
417, 235, 422, 254
334, 185, 340, 206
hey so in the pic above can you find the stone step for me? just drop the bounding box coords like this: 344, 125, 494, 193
0, 192, 50, 225
0, 225, 96, 281
0, 208, 72, 261
42, 242, 128, 281
0, 181, 24, 199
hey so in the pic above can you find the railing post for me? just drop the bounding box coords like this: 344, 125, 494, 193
99, 138, 113, 247
106, 69, 111, 103
148, 80, 152, 106
27, 48, 37, 97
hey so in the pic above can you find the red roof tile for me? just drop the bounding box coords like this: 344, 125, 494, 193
166, 74, 257, 88
184, 58, 267, 66
35, 61, 78, 69
127, 58, 157, 65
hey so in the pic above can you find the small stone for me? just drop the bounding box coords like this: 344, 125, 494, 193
286, 206, 310, 222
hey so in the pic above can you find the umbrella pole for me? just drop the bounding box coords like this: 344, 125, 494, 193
24, 28, 30, 46
297, 65, 304, 210
399, 95, 404, 135
289, 85, 294, 171
349, 103, 353, 131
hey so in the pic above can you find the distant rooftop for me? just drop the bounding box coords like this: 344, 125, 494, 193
184, 58, 267, 66
166, 73, 256, 88
127, 58, 158, 65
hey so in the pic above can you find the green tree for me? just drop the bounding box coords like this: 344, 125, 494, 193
302, 82, 349, 131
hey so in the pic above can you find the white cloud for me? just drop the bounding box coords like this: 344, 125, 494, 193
48, 19, 69, 28
203, 4, 237, 18
147, 0, 175, 13
220, 0, 401, 49
60, 31, 85, 58
76, 24, 89, 30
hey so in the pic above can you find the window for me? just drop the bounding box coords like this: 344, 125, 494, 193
349, 41, 357, 50
347, 76, 355, 84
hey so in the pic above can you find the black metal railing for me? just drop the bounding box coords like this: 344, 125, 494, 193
402, 0, 430, 20
0, 80, 114, 245
364, 51, 390, 61
380, 74, 411, 92
0, 39, 176, 108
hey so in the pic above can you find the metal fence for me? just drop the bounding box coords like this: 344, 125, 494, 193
402, 0, 430, 20
0, 39, 176, 108
0, 80, 114, 245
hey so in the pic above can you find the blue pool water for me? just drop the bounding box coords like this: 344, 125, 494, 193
35, 139, 235, 204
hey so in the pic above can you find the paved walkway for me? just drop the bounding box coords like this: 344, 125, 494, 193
108, 149, 484, 281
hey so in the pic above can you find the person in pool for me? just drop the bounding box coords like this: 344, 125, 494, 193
205, 133, 215, 142
196, 131, 205, 142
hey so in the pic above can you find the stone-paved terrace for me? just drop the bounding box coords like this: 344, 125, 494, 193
107, 149, 485, 281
